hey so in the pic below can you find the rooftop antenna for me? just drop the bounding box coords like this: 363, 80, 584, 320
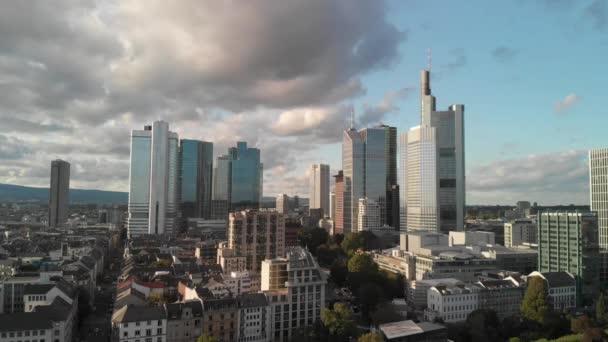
427, 48, 432, 72
350, 106, 355, 130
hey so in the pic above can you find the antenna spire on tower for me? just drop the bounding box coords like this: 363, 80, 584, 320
427, 48, 432, 72
350, 106, 355, 130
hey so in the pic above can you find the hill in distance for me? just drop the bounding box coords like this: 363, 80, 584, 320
0, 183, 127, 204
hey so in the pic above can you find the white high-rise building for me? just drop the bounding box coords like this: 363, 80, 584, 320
309, 164, 330, 217
590, 148, 608, 249
400, 126, 439, 232
400, 69, 465, 233
358, 197, 381, 231
329, 192, 336, 220
276, 194, 289, 215
504, 218, 537, 248
127, 121, 179, 236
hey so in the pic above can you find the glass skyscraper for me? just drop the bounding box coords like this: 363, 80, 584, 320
179, 139, 213, 223
48, 159, 70, 228
230, 142, 262, 211
590, 148, 608, 249
127, 121, 179, 236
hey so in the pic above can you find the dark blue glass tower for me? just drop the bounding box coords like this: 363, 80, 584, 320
229, 142, 261, 211
179, 139, 213, 223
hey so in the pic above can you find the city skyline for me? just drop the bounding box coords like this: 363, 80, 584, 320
0, 1, 606, 205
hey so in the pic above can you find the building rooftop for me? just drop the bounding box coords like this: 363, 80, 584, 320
166, 301, 203, 320
380, 320, 445, 339
112, 305, 166, 323
238, 293, 268, 308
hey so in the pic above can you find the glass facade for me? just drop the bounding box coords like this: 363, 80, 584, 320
179, 139, 214, 221
230, 142, 261, 211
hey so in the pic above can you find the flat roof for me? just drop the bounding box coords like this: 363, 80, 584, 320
380, 320, 446, 339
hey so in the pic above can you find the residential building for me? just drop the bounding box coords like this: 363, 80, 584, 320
476, 279, 524, 319
111, 305, 167, 342
127, 121, 179, 236
333, 171, 345, 235
538, 212, 600, 306
309, 164, 330, 217
407, 278, 464, 309
261, 247, 327, 341
426, 284, 481, 323
379, 320, 448, 342
49, 159, 70, 228
179, 139, 213, 222
527, 271, 577, 311
504, 218, 537, 248
202, 298, 239, 342
230, 142, 262, 211
276, 194, 289, 215
237, 293, 272, 342
226, 210, 285, 273
165, 301, 203, 342
217, 243, 247, 274
590, 148, 608, 249
400, 69, 465, 233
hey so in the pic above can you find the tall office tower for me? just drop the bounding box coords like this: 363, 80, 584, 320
538, 212, 600, 306
590, 148, 608, 249
358, 197, 381, 231
127, 121, 179, 236
261, 247, 327, 342
276, 194, 289, 215
399, 69, 465, 233
333, 171, 345, 235
329, 192, 336, 220
179, 140, 213, 223
230, 142, 262, 211
400, 126, 439, 232
309, 164, 330, 217
48, 159, 70, 228
516, 201, 531, 215
227, 210, 285, 273
342, 124, 388, 232
379, 125, 399, 228
211, 154, 231, 220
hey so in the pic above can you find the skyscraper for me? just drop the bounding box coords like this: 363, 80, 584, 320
309, 164, 330, 217
400, 69, 465, 233
380, 125, 399, 228
211, 154, 231, 219
538, 212, 600, 306
276, 194, 289, 215
230, 142, 262, 211
179, 139, 213, 222
127, 121, 179, 236
333, 171, 345, 235
342, 124, 389, 232
590, 148, 608, 249
48, 159, 70, 228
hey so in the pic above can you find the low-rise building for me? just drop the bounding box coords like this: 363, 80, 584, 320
426, 284, 481, 323
477, 278, 523, 319
527, 271, 576, 311
165, 301, 203, 342
237, 293, 272, 342
504, 218, 537, 248
379, 320, 448, 342
111, 305, 167, 342
407, 278, 464, 309
415, 253, 497, 282
202, 298, 239, 342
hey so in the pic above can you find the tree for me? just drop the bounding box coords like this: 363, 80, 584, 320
358, 332, 383, 342
197, 335, 217, 342
571, 315, 593, 334
330, 260, 348, 286
358, 283, 384, 319
596, 292, 608, 323
370, 302, 404, 326
347, 253, 378, 275
521, 276, 549, 324
465, 309, 500, 342
342, 233, 366, 255
321, 303, 356, 340
298, 227, 329, 254
543, 311, 570, 340
583, 327, 607, 342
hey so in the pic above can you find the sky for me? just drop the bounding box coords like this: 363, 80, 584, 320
0, 0, 606, 205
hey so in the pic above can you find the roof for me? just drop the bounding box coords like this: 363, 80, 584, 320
165, 301, 203, 320
112, 305, 166, 323
0, 312, 53, 332
238, 293, 268, 308
540, 272, 576, 288
380, 320, 445, 339
35, 296, 73, 321
202, 298, 238, 311
24, 283, 55, 295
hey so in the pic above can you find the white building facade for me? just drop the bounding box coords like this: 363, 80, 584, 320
309, 164, 330, 217
504, 218, 537, 248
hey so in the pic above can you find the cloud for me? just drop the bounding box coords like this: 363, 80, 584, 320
359, 87, 414, 126
492, 47, 519, 63
467, 150, 589, 205
584, 0, 608, 30
554, 93, 581, 113
0, 1, 404, 194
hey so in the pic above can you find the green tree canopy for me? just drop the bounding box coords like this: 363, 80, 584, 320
571, 315, 592, 334
358, 283, 384, 318
465, 309, 500, 342
596, 292, 608, 323
347, 253, 378, 275
521, 276, 549, 324
298, 227, 329, 254
330, 260, 348, 286
342, 231, 379, 255
358, 332, 383, 342
321, 303, 356, 340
